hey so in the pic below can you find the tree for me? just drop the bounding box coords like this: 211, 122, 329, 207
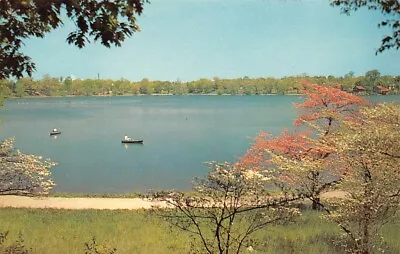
239, 83, 365, 209
330, 0, 400, 54
138, 78, 150, 94
324, 103, 400, 254
363, 69, 381, 92
63, 76, 73, 94
0, 79, 13, 105
0, 0, 148, 79
14, 80, 27, 97
344, 71, 355, 78
40, 74, 62, 96
0, 138, 56, 195
294, 83, 365, 133
239, 129, 341, 210
151, 162, 300, 254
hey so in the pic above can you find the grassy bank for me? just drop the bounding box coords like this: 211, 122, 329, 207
0, 208, 399, 253
0, 208, 190, 254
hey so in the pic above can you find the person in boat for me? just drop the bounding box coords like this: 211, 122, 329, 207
53, 128, 58, 132
124, 135, 132, 141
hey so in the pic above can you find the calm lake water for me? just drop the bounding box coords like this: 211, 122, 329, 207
0, 95, 398, 193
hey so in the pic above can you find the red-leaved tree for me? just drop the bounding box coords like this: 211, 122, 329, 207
294, 83, 365, 134
238, 83, 365, 209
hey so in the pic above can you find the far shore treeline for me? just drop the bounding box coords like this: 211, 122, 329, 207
0, 70, 399, 98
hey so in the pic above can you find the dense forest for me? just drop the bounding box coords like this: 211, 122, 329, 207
0, 70, 399, 99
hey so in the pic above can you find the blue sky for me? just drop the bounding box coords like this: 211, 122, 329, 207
24, 0, 400, 81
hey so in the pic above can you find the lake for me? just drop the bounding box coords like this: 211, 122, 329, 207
0, 95, 398, 193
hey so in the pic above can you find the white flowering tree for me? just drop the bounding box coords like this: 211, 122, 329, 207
152, 162, 300, 254
324, 103, 400, 253
0, 138, 56, 195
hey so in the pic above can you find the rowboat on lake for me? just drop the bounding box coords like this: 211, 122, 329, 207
50, 128, 61, 136
121, 139, 143, 144
122, 135, 143, 144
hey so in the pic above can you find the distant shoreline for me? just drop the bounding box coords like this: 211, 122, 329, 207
7, 93, 305, 100
6, 92, 399, 101
5, 93, 399, 103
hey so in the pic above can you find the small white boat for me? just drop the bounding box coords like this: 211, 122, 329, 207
50, 128, 61, 136
122, 136, 143, 144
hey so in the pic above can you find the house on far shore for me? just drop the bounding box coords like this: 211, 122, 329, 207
353, 85, 366, 95
374, 85, 390, 95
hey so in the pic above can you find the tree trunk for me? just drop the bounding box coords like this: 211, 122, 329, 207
360, 165, 372, 254
311, 197, 320, 210
361, 218, 371, 254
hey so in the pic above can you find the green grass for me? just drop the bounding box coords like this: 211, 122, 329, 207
381, 213, 400, 252
253, 210, 341, 254
0, 209, 191, 254
0, 208, 399, 253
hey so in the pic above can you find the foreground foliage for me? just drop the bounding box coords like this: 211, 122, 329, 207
325, 103, 400, 253
239, 83, 365, 209
0, 231, 31, 253
0, 138, 56, 195
0, 0, 148, 79
330, 0, 400, 54
238, 83, 400, 253
84, 237, 116, 254
152, 162, 300, 254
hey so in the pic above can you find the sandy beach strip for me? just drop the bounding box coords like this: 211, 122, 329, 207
0, 191, 347, 210
0, 195, 168, 210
